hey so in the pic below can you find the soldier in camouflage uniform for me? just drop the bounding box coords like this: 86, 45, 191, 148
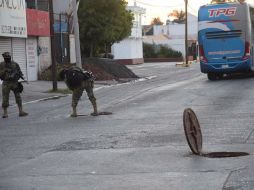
0, 52, 28, 118
59, 66, 98, 117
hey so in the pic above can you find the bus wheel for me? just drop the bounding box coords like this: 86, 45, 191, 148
218, 73, 224, 79
207, 73, 217, 80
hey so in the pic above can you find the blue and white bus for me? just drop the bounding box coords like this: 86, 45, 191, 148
198, 0, 254, 80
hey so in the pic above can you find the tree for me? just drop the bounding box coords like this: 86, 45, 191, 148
150, 17, 164, 25
78, 0, 134, 57
168, 9, 185, 24
210, 0, 239, 3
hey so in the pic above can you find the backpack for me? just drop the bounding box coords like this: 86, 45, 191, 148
63, 67, 94, 90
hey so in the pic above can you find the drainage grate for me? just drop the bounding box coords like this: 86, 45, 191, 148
183, 108, 249, 158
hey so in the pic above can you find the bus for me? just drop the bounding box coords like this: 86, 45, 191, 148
198, 0, 254, 80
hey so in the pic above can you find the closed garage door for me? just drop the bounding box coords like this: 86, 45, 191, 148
0, 38, 12, 62
12, 38, 27, 80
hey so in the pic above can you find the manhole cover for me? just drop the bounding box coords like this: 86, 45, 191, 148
98, 111, 112, 115
76, 112, 113, 117
183, 108, 202, 155
203, 152, 249, 158
183, 108, 249, 158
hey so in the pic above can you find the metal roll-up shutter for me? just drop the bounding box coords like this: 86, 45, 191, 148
0, 38, 12, 62
12, 38, 27, 80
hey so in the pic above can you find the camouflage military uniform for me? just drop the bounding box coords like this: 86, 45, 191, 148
0, 52, 28, 118
60, 67, 98, 117
70, 79, 97, 116
0, 61, 23, 108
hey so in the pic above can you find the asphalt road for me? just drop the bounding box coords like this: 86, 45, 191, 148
1, 62, 254, 190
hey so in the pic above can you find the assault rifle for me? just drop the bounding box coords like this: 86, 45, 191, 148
19, 75, 29, 84
9, 70, 29, 84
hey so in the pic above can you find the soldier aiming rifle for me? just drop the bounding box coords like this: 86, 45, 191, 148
0, 52, 28, 118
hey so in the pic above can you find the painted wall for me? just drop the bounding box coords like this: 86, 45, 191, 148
112, 38, 143, 59
69, 34, 76, 64
26, 37, 38, 81
26, 9, 50, 36
146, 13, 198, 56
38, 37, 51, 73
112, 5, 145, 63
53, 0, 72, 14
0, 0, 27, 38
153, 13, 198, 40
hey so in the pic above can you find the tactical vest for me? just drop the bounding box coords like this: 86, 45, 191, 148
64, 67, 94, 90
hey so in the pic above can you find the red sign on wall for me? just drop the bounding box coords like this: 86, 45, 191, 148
26, 9, 50, 36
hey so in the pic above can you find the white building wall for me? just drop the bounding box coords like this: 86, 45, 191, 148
112, 5, 145, 63
144, 13, 198, 56
167, 24, 197, 39
143, 37, 185, 54
153, 13, 198, 40
53, 0, 72, 14
69, 34, 76, 64
130, 21, 142, 38
38, 37, 52, 73
153, 25, 169, 36
112, 38, 143, 59
26, 37, 39, 81
167, 39, 185, 54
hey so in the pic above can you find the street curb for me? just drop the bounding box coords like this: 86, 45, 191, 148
20, 95, 69, 106
9, 76, 157, 107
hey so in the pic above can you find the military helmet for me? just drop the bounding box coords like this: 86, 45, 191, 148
2, 52, 11, 58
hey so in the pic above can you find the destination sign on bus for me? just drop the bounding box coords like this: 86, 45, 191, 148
208, 7, 237, 17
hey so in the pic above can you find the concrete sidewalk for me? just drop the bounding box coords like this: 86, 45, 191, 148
0, 80, 118, 107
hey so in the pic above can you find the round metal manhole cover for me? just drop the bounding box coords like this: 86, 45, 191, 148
183, 108, 202, 155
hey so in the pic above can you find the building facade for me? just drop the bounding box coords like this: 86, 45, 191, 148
112, 4, 146, 65
0, 0, 51, 81
143, 13, 198, 59
52, 0, 76, 64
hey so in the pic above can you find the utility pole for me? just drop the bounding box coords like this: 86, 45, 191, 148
49, 0, 57, 91
72, 0, 82, 68
185, 0, 188, 66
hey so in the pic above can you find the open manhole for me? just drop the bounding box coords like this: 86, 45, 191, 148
183, 108, 249, 158
98, 111, 113, 115
76, 112, 113, 117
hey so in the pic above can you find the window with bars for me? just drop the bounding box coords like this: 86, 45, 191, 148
26, 0, 49, 11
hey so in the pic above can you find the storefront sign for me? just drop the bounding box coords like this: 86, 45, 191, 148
0, 0, 27, 38
26, 9, 50, 36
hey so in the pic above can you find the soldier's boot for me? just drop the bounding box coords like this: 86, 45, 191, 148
90, 99, 98, 116
2, 107, 8, 118
71, 106, 77, 117
18, 105, 28, 117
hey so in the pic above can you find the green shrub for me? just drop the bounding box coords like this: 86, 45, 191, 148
143, 43, 182, 58
39, 64, 74, 81
143, 43, 157, 58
